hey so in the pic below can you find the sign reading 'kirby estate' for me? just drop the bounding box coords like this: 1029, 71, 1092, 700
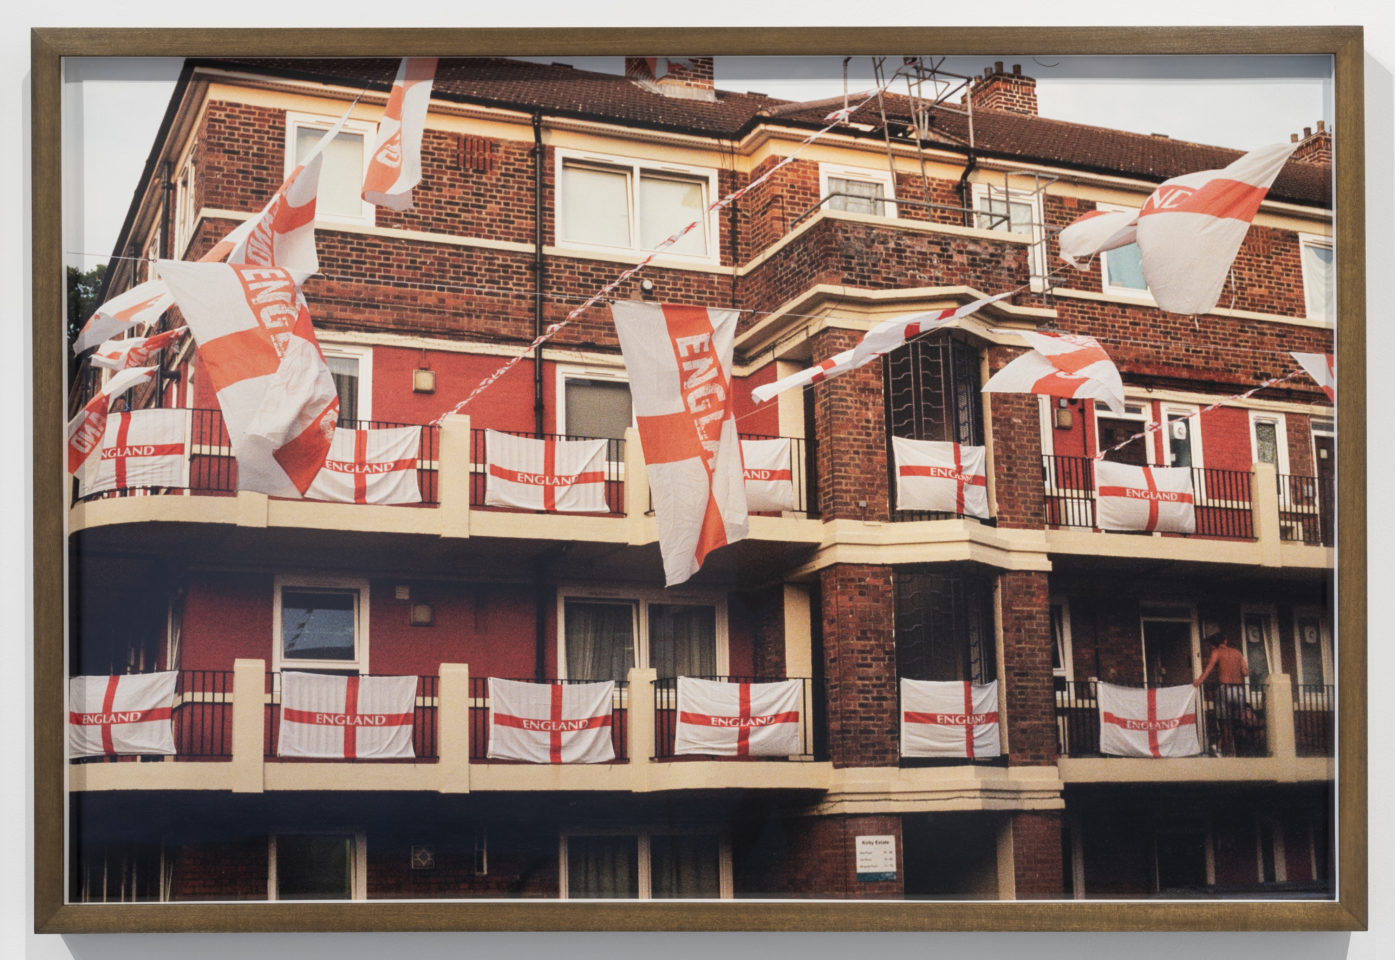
855, 835, 897, 882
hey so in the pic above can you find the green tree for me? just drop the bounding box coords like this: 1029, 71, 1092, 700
66, 263, 106, 351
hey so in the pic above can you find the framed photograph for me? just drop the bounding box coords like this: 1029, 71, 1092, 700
32, 26, 1365, 932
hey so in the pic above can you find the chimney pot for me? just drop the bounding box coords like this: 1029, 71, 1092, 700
984, 67, 992, 78
1317, 120, 1325, 132
994, 61, 1004, 74
1012, 64, 1022, 76
1290, 133, 1299, 143
1303, 126, 1312, 138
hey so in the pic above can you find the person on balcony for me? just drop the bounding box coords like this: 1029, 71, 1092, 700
1194, 632, 1250, 756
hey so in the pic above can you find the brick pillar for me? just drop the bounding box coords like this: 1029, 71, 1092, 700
986, 345, 1045, 530
740, 814, 904, 898
1011, 811, 1065, 899
999, 570, 1057, 765
746, 584, 787, 679
813, 328, 889, 522
820, 564, 897, 767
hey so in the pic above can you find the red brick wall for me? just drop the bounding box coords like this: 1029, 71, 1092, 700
811, 328, 888, 521
736, 814, 904, 898
170, 838, 268, 900
970, 68, 1039, 116
742, 585, 787, 678
1011, 811, 1064, 898
999, 571, 1057, 765
819, 564, 898, 767
986, 347, 1046, 529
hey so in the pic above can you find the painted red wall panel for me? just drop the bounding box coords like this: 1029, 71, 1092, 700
367, 580, 538, 678
181, 572, 274, 670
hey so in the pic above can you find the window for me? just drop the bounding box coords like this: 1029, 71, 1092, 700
884, 337, 983, 445
321, 344, 372, 424
1248, 412, 1289, 474
1095, 401, 1149, 466
270, 833, 364, 901
1050, 598, 1074, 693
559, 589, 727, 682
556, 150, 718, 261
1161, 405, 1201, 468
173, 148, 197, 258
1140, 605, 1198, 687
274, 576, 369, 672
894, 566, 996, 684
1291, 608, 1331, 686
1240, 606, 1278, 688
819, 163, 896, 217
1094, 203, 1150, 296
284, 112, 376, 226
972, 183, 1045, 279
561, 832, 729, 899
557, 365, 632, 463
1299, 234, 1334, 323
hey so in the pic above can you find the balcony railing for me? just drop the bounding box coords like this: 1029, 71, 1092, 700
1293, 682, 1335, 757
1055, 680, 1268, 758
467, 676, 629, 762
470, 429, 625, 516
647, 435, 813, 517
1278, 473, 1335, 546
263, 672, 440, 762
1041, 456, 1255, 540
651, 676, 820, 761
72, 669, 234, 763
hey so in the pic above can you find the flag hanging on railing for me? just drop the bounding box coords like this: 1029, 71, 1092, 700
1292, 352, 1335, 403
982, 331, 1126, 414
362, 58, 437, 211
66, 366, 157, 475
90, 327, 188, 371
892, 437, 989, 518
1094, 460, 1196, 534
68, 671, 177, 758
741, 437, 795, 513
611, 302, 748, 586
1057, 208, 1140, 269
73, 279, 175, 355
899, 678, 1001, 759
673, 677, 802, 757
277, 671, 417, 760
78, 408, 191, 497
483, 430, 608, 513
487, 678, 616, 764
1097, 682, 1201, 758
157, 261, 339, 497
306, 425, 422, 505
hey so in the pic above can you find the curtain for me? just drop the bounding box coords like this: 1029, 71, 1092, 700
649, 604, 716, 678
650, 835, 720, 899
567, 836, 637, 898
565, 601, 635, 682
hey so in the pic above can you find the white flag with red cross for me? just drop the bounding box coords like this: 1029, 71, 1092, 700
73, 279, 176, 356
486, 678, 616, 764
982, 331, 1126, 415
306, 425, 422, 505
1097, 681, 1201, 758
673, 677, 802, 757
1094, 460, 1196, 534
750, 348, 857, 405
1057, 208, 1139, 269
362, 58, 437, 211
1292, 352, 1335, 404
899, 678, 1001, 759
892, 437, 989, 518
90, 327, 188, 372
78, 408, 191, 497
483, 430, 608, 513
741, 437, 795, 513
66, 366, 158, 475
68, 671, 177, 758
1134, 141, 1295, 316
277, 671, 417, 759
611, 302, 749, 586
157, 261, 339, 498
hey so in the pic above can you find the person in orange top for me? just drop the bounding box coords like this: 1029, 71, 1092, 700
1194, 632, 1249, 755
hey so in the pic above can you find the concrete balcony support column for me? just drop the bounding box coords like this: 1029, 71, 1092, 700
438, 414, 472, 539
1251, 461, 1282, 566
230, 658, 266, 793
437, 663, 471, 793
624, 427, 651, 540
1265, 671, 1298, 762
628, 667, 657, 788
783, 583, 813, 680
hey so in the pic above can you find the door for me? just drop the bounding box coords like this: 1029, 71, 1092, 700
1313, 429, 1335, 545
1143, 618, 1195, 686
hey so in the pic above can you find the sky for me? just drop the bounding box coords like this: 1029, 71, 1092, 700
63, 54, 1331, 272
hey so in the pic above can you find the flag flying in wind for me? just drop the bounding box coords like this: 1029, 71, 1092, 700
73, 279, 175, 355
899, 678, 1001, 759
66, 366, 157, 475
982, 331, 1126, 414
306, 425, 423, 505
77, 408, 191, 497
277, 671, 417, 760
1094, 460, 1196, 534
673, 677, 803, 757
90, 327, 188, 371
1057, 208, 1140, 269
1292, 352, 1335, 403
486, 678, 616, 764
362, 58, 437, 211
611, 301, 748, 586
68, 672, 178, 758
741, 437, 795, 513
483, 430, 609, 513
892, 437, 989, 518
1097, 682, 1201, 758
157, 261, 339, 497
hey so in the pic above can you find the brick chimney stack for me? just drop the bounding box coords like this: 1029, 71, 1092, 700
625, 57, 716, 102
1289, 120, 1332, 164
968, 62, 1038, 116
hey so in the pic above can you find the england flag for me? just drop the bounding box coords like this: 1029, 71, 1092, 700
892, 437, 989, 518
484, 430, 609, 513
78, 408, 191, 497
306, 425, 422, 505
68, 672, 178, 758
486, 678, 616, 764
741, 437, 795, 513
1098, 682, 1201, 758
899, 678, 1001, 759
1094, 460, 1196, 534
673, 677, 802, 757
277, 672, 417, 760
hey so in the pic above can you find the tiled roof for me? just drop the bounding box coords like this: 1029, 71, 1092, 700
194, 57, 1331, 207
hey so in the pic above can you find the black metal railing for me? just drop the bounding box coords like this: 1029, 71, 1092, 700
1293, 682, 1334, 757
1054, 680, 1266, 758
646, 435, 812, 517
651, 676, 819, 761
1041, 456, 1254, 540
468, 677, 629, 762
471, 429, 625, 515
264, 672, 439, 762
1278, 473, 1335, 546
70, 669, 235, 763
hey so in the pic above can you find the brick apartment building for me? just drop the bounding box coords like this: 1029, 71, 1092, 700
67, 55, 1336, 903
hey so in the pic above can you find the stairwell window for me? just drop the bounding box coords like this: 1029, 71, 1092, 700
1300, 234, 1334, 323
557, 150, 717, 261
820, 163, 896, 217
284, 112, 376, 226
274, 576, 369, 673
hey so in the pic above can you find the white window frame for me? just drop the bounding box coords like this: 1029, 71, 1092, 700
554, 147, 720, 264
1138, 603, 1200, 686
273, 574, 370, 674
1087, 201, 1153, 301
1290, 606, 1332, 686
269, 831, 366, 901
555, 361, 633, 471
172, 147, 197, 259
1248, 410, 1290, 475
556, 584, 730, 680
819, 162, 897, 219
1050, 595, 1074, 686
1240, 603, 1280, 690
320, 342, 374, 422
283, 111, 376, 227
558, 828, 733, 900
1159, 402, 1204, 468
1310, 419, 1335, 475
1298, 233, 1335, 324
1092, 401, 1153, 464
971, 181, 1045, 280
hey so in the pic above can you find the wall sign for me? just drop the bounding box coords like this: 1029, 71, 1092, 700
855, 834, 897, 882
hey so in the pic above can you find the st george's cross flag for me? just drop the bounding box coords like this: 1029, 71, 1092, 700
899, 678, 1001, 759
741, 437, 795, 513
306, 425, 422, 505
673, 677, 802, 757
157, 261, 339, 497
1293, 352, 1335, 403
90, 327, 188, 371
1134, 142, 1295, 316
486, 678, 616, 764
1057, 208, 1140, 269
1094, 460, 1196, 534
277, 672, 417, 760
982, 331, 1126, 415
66, 366, 158, 475
1097, 681, 1201, 758
484, 430, 608, 513
78, 408, 191, 497
68, 671, 177, 758
611, 302, 748, 586
362, 58, 437, 211
73, 279, 176, 355
750, 348, 858, 405
891, 437, 989, 518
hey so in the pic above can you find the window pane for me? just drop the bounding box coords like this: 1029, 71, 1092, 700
326, 356, 359, 424
282, 589, 356, 661
651, 835, 720, 898
276, 834, 351, 900
639, 174, 707, 256
895, 568, 995, 683
565, 600, 635, 682
1167, 414, 1194, 467
1296, 617, 1326, 684
1098, 414, 1148, 466
649, 604, 716, 678
1303, 242, 1334, 320
567, 836, 638, 898
1242, 615, 1270, 685
565, 378, 632, 441
562, 164, 632, 248
829, 176, 886, 215
1253, 421, 1278, 464
295, 127, 364, 220
1105, 243, 1148, 290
